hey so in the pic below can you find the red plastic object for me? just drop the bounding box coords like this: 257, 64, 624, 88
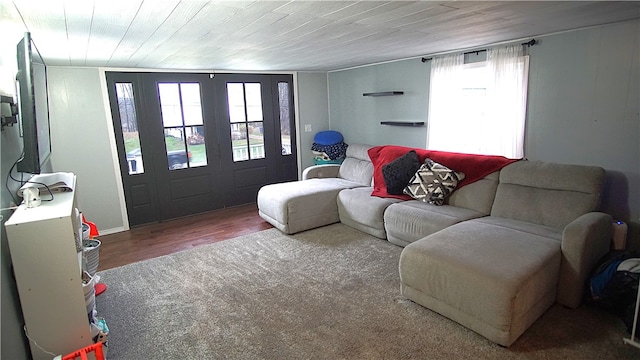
81, 214, 100, 238
62, 342, 105, 360
95, 282, 107, 296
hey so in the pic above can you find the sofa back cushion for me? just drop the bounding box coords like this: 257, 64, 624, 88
338, 144, 374, 186
491, 161, 605, 229
447, 171, 500, 215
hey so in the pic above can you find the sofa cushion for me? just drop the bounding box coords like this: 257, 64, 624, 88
382, 150, 420, 195
337, 187, 403, 239
257, 178, 365, 234
384, 201, 485, 247
403, 158, 465, 205
338, 144, 374, 186
491, 161, 605, 229
399, 220, 561, 346
446, 171, 500, 214
471, 217, 562, 241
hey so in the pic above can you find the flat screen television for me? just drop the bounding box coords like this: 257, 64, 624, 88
16, 32, 51, 174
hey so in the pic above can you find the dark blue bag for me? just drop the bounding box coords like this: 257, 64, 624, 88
587, 250, 640, 333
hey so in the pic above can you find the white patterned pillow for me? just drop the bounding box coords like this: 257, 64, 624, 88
403, 158, 465, 205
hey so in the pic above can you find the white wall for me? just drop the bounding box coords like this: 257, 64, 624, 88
296, 72, 330, 171
47, 67, 127, 234
525, 20, 640, 224
1, 64, 126, 360
327, 20, 640, 247
328, 59, 429, 148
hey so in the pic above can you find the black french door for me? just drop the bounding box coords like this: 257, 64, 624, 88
106, 72, 296, 226
213, 73, 298, 206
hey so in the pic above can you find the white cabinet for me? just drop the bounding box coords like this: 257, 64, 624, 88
5, 175, 92, 359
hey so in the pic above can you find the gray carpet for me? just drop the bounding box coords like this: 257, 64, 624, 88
96, 223, 638, 359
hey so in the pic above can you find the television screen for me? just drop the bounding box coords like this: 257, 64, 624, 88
16, 32, 51, 174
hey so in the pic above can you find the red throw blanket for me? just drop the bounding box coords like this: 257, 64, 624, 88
368, 145, 520, 200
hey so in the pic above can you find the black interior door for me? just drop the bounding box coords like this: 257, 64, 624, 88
213, 73, 297, 206
106, 73, 161, 226
143, 73, 224, 220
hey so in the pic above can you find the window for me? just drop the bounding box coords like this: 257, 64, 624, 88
115, 83, 144, 175
427, 45, 529, 159
278, 82, 292, 155
158, 83, 207, 170
227, 82, 265, 162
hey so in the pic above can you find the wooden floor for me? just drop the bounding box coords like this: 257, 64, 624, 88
96, 203, 273, 271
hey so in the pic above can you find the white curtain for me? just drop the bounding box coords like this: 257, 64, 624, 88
485, 46, 529, 158
427, 45, 529, 159
426, 54, 464, 154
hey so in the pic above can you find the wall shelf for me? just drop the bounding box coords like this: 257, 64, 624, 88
363, 91, 404, 97
380, 121, 424, 127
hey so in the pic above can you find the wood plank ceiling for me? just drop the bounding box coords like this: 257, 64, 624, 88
3, 1, 640, 71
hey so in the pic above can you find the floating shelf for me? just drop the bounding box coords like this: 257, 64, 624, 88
380, 121, 424, 127
1, 95, 15, 103
363, 91, 404, 97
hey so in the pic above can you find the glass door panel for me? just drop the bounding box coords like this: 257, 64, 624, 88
226, 82, 265, 162
158, 82, 207, 169
181, 83, 204, 125
245, 83, 263, 121
226, 83, 246, 123
115, 83, 145, 174
277, 81, 292, 155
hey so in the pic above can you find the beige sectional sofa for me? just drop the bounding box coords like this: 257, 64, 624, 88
257, 144, 373, 234
257, 144, 612, 347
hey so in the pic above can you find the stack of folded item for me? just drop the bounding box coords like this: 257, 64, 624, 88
311, 130, 348, 165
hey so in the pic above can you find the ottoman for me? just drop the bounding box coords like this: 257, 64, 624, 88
399, 220, 562, 346
257, 178, 365, 234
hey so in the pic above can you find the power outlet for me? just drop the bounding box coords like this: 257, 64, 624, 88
304, 124, 312, 133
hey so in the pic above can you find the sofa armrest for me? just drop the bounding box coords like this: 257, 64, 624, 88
558, 212, 613, 308
302, 164, 341, 180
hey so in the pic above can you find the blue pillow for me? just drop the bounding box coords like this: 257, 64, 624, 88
314, 130, 343, 145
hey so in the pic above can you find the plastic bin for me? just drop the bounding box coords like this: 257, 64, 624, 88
83, 239, 101, 276
57, 342, 105, 360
